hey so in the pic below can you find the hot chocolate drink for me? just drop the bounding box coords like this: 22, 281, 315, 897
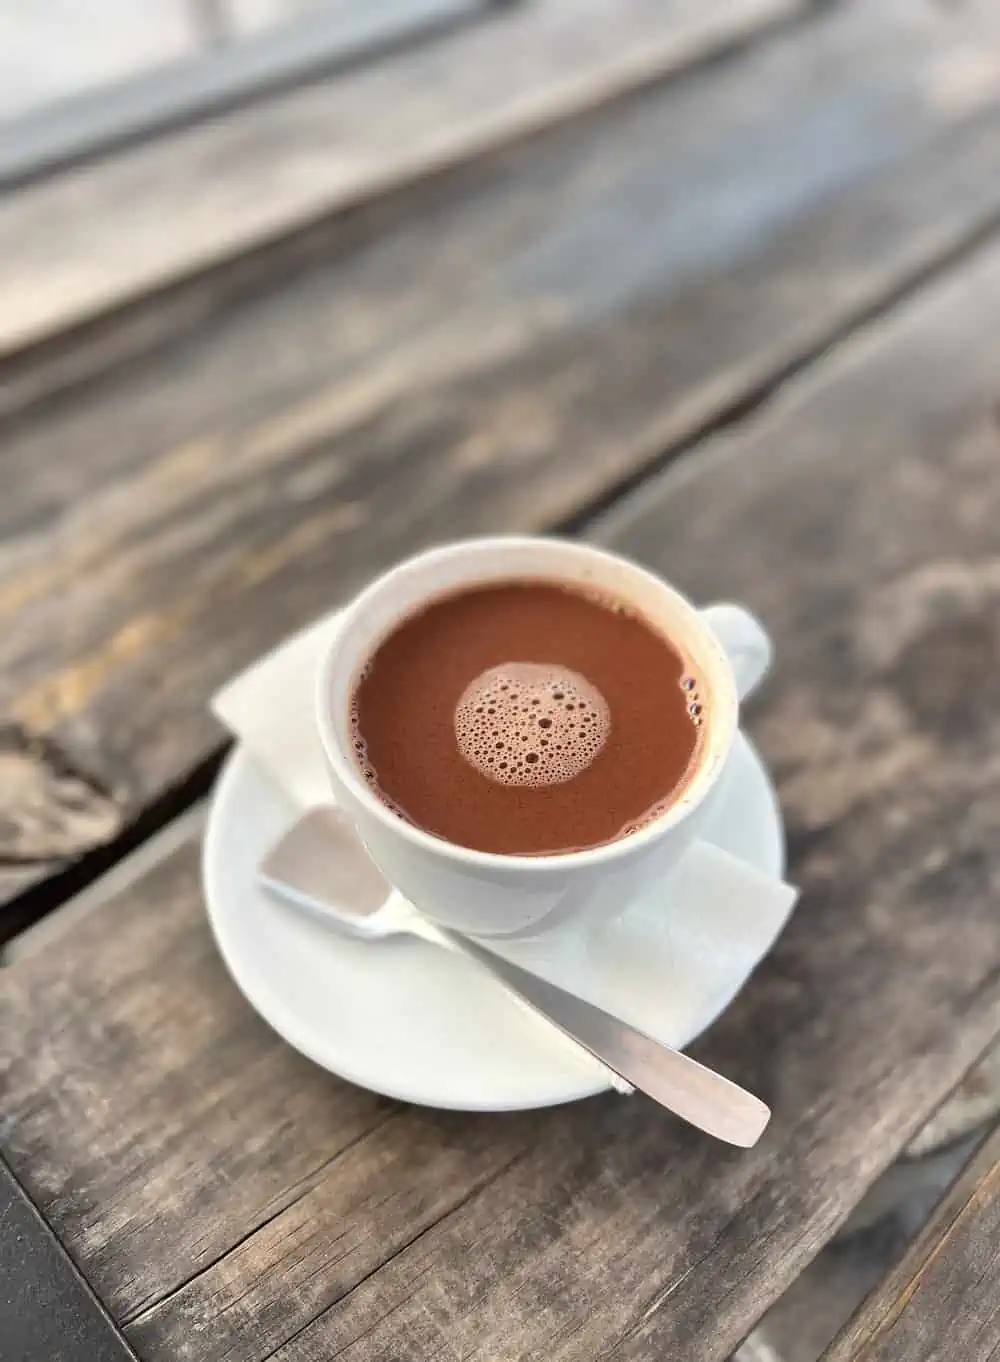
349, 580, 706, 856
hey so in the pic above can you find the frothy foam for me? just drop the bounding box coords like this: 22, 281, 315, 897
454, 662, 609, 787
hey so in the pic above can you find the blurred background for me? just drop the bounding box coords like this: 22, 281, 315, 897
0, 0, 483, 181
0, 0, 471, 115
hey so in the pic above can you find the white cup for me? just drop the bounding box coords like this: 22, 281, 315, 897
316, 537, 775, 940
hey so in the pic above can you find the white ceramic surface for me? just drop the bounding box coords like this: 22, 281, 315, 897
202, 728, 790, 1111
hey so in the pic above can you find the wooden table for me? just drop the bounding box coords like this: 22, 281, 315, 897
824, 1125, 1000, 1362
4, 1, 1000, 1358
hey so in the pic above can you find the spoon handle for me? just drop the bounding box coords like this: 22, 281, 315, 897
440, 928, 770, 1147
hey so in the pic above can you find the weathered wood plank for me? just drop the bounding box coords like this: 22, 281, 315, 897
0, 847, 402, 1323
823, 1125, 1000, 1362
6, 185, 1000, 1362
0, 0, 486, 189
4, 0, 1000, 925
0, 0, 802, 354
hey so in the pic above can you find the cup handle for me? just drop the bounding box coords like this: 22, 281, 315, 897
700, 603, 772, 702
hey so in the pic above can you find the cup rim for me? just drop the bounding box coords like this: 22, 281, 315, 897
316, 536, 738, 873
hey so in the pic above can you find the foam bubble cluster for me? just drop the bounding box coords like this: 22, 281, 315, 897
454, 662, 609, 787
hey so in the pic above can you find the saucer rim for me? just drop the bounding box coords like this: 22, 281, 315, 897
202, 730, 787, 1111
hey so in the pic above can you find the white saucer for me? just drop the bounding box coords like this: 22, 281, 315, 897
202, 730, 790, 1111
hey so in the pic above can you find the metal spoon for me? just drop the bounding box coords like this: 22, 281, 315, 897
259, 807, 771, 1147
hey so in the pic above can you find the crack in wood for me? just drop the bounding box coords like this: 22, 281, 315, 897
121, 1105, 406, 1329
0, 747, 223, 946
249, 1147, 534, 1362
0, 723, 121, 865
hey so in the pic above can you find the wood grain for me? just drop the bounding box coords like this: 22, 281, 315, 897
6, 0, 1000, 924
7, 192, 1000, 1362
0, 0, 802, 354
823, 1125, 1000, 1362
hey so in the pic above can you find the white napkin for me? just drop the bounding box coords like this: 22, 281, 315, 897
214, 615, 340, 810
212, 612, 797, 1082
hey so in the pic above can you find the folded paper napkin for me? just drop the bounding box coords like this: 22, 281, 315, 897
214, 615, 340, 810
212, 612, 797, 1085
